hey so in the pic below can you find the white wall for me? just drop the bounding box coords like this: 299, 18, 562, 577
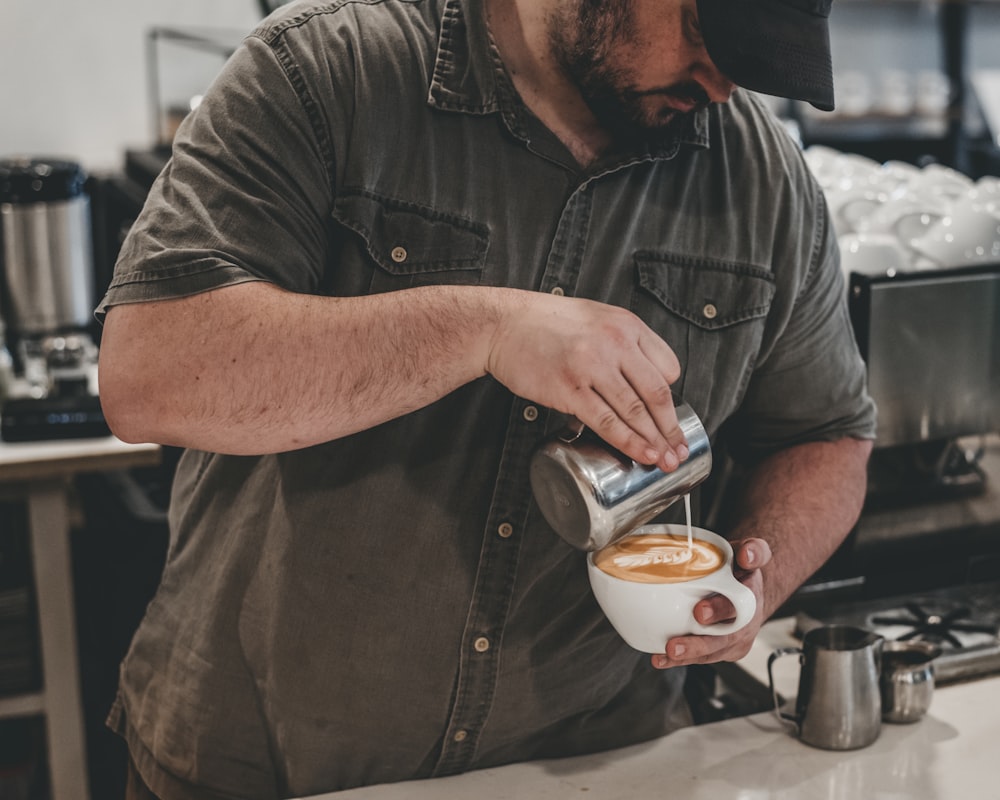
0, 0, 261, 172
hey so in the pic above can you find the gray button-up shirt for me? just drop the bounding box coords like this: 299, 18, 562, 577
100, 1, 875, 798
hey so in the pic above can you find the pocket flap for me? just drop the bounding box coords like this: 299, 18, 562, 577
635, 253, 776, 330
333, 189, 489, 275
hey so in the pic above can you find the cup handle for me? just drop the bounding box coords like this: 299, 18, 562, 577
892, 209, 943, 243
767, 647, 802, 729
687, 577, 757, 636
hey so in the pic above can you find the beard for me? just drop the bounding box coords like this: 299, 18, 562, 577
549, 0, 711, 148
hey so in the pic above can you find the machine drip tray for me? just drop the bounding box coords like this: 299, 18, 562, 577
864, 438, 990, 511
1, 395, 110, 442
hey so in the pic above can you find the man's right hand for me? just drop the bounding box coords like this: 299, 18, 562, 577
486, 291, 688, 471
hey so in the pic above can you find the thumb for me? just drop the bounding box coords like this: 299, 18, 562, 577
734, 537, 771, 573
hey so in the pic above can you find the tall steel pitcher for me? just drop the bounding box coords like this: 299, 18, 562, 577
768, 625, 885, 750
529, 400, 712, 551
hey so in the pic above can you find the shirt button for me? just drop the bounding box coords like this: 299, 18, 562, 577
497, 522, 514, 539
391, 246, 408, 263
702, 303, 718, 320
522, 405, 539, 423
550, 286, 564, 296
453, 729, 468, 743
473, 636, 491, 653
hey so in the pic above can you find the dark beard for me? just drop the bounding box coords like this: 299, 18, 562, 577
550, 0, 709, 149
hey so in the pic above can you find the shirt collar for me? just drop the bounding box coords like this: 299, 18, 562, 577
427, 0, 710, 155
427, 0, 500, 115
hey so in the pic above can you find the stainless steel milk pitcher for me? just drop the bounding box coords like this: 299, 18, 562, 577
529, 400, 712, 551
768, 625, 885, 751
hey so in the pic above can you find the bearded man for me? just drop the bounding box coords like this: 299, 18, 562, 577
98, 0, 875, 797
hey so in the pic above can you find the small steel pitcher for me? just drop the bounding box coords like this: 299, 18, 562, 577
881, 640, 941, 724
768, 625, 885, 750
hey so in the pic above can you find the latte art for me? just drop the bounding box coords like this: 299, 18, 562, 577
593, 534, 725, 584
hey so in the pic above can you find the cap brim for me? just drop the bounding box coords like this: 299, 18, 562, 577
696, 0, 835, 112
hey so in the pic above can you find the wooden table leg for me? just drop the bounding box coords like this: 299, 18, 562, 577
27, 480, 91, 800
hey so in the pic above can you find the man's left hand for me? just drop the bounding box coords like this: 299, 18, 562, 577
651, 538, 772, 669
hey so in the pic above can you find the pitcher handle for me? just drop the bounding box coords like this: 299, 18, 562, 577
556, 416, 586, 444
767, 647, 802, 729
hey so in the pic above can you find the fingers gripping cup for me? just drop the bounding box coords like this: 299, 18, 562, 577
587, 525, 757, 653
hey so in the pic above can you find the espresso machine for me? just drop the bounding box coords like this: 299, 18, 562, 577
778, 261, 1000, 595
0, 157, 109, 440
848, 263, 1000, 505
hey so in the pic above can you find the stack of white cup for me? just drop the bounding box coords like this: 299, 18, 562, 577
803, 145, 1000, 277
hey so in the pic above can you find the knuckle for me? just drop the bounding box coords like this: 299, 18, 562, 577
568, 336, 597, 363
594, 408, 620, 433
648, 383, 675, 408
603, 308, 643, 341
620, 396, 648, 423
557, 372, 595, 402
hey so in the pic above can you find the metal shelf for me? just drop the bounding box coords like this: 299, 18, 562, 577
799, 0, 979, 171
798, 114, 950, 141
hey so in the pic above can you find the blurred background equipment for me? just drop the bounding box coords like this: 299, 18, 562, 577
0, 158, 108, 442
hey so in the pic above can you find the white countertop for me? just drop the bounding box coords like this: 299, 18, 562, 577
302, 618, 1000, 800
0, 435, 160, 482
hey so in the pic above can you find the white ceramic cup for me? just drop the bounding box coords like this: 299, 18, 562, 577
838, 232, 922, 277
833, 153, 882, 186
803, 145, 843, 182
880, 160, 922, 182
587, 525, 757, 654
827, 186, 889, 236
878, 69, 915, 117
914, 70, 951, 118
837, 71, 874, 117
909, 198, 1000, 267
873, 160, 922, 196
971, 176, 1000, 214
909, 164, 975, 204
854, 191, 949, 244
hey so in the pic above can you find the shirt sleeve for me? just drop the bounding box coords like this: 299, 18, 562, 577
96, 34, 335, 320
724, 182, 878, 462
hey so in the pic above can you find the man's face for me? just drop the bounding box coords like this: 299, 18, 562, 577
550, 0, 736, 144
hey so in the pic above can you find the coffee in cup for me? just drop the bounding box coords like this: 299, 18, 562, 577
587, 525, 757, 653
592, 532, 724, 583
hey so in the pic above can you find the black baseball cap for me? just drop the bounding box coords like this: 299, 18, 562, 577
696, 0, 836, 111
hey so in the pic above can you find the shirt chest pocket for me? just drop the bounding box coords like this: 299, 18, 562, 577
332, 189, 490, 294
631, 253, 776, 430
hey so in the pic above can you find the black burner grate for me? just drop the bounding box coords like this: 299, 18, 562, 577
870, 602, 998, 648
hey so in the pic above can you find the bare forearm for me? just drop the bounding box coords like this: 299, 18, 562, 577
99, 281, 508, 454
728, 437, 873, 618
100, 278, 694, 467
